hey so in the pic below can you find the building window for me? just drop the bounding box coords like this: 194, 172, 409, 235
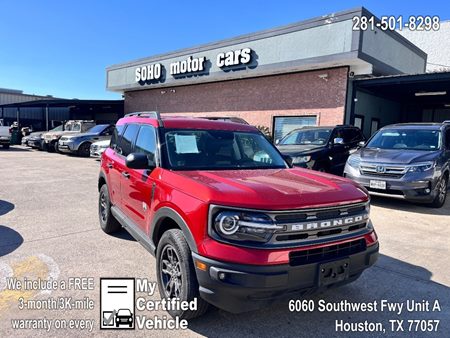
273, 116, 317, 142
370, 118, 380, 136
354, 115, 364, 130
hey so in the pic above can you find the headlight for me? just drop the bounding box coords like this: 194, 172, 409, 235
213, 210, 283, 243
292, 155, 311, 164
347, 155, 361, 169
51, 135, 59, 139
407, 161, 435, 173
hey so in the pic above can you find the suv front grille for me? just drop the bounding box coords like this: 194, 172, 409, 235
274, 204, 365, 224
289, 239, 366, 266
360, 163, 406, 179
270, 203, 369, 244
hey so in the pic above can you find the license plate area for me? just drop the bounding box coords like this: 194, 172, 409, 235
318, 258, 350, 286
369, 180, 386, 190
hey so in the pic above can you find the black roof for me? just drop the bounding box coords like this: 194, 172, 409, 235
0, 98, 123, 108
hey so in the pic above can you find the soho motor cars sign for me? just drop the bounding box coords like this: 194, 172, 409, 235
135, 48, 253, 83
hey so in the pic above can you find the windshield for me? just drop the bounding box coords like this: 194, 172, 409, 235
164, 129, 287, 170
280, 128, 332, 145
65, 123, 81, 132
367, 128, 441, 151
51, 125, 63, 132
86, 124, 107, 134
117, 309, 131, 316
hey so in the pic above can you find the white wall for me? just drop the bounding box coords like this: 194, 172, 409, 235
399, 21, 450, 72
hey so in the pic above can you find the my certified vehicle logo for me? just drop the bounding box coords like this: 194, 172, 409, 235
288, 214, 369, 232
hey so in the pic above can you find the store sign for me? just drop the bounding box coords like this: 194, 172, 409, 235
135, 63, 162, 82
170, 56, 206, 76
216, 48, 252, 68
134, 48, 254, 83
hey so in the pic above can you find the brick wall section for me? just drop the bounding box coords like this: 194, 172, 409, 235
124, 67, 348, 131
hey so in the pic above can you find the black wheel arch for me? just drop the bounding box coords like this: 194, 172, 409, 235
98, 171, 107, 192
151, 207, 198, 253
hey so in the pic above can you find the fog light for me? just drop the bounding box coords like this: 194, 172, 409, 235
425, 188, 431, 194
218, 272, 226, 280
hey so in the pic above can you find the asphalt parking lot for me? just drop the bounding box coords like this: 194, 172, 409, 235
0, 146, 449, 337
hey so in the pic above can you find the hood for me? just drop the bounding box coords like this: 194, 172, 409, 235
65, 132, 98, 139
29, 131, 43, 137
163, 168, 368, 210
46, 130, 81, 137
358, 147, 441, 164
277, 144, 325, 156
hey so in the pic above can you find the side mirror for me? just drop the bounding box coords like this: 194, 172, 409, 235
282, 154, 293, 168
275, 139, 280, 145
333, 137, 344, 145
126, 152, 156, 170
358, 141, 366, 148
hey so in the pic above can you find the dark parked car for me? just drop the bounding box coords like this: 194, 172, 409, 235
276, 125, 365, 175
344, 123, 450, 207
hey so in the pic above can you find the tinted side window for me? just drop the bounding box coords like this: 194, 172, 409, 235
102, 125, 115, 136
135, 125, 157, 164
110, 125, 125, 150
346, 128, 364, 143
117, 124, 140, 156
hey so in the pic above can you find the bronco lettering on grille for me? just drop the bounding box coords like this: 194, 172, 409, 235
288, 214, 369, 232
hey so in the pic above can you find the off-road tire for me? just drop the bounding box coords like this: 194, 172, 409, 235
429, 175, 448, 208
156, 229, 209, 319
98, 184, 121, 233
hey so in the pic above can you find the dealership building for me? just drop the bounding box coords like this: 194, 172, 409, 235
106, 7, 450, 140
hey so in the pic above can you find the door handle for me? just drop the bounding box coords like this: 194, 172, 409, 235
107, 163, 113, 169
122, 171, 130, 179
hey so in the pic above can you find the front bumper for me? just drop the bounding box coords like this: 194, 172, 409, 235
344, 164, 439, 203
29, 139, 43, 148
57, 141, 78, 153
193, 240, 379, 313
90, 147, 106, 158
0, 137, 11, 145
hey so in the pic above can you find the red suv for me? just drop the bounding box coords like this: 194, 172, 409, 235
98, 112, 379, 319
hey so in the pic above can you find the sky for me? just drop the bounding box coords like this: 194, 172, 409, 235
0, 0, 449, 100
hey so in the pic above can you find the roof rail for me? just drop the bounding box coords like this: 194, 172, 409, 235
125, 111, 163, 127
200, 117, 249, 125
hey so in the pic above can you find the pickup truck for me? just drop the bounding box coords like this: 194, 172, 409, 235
0, 121, 11, 149
42, 120, 96, 152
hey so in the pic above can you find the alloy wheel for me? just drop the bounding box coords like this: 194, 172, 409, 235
160, 245, 182, 299
99, 192, 107, 222
438, 178, 447, 203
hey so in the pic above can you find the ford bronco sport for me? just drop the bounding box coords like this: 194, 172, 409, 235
98, 112, 379, 319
